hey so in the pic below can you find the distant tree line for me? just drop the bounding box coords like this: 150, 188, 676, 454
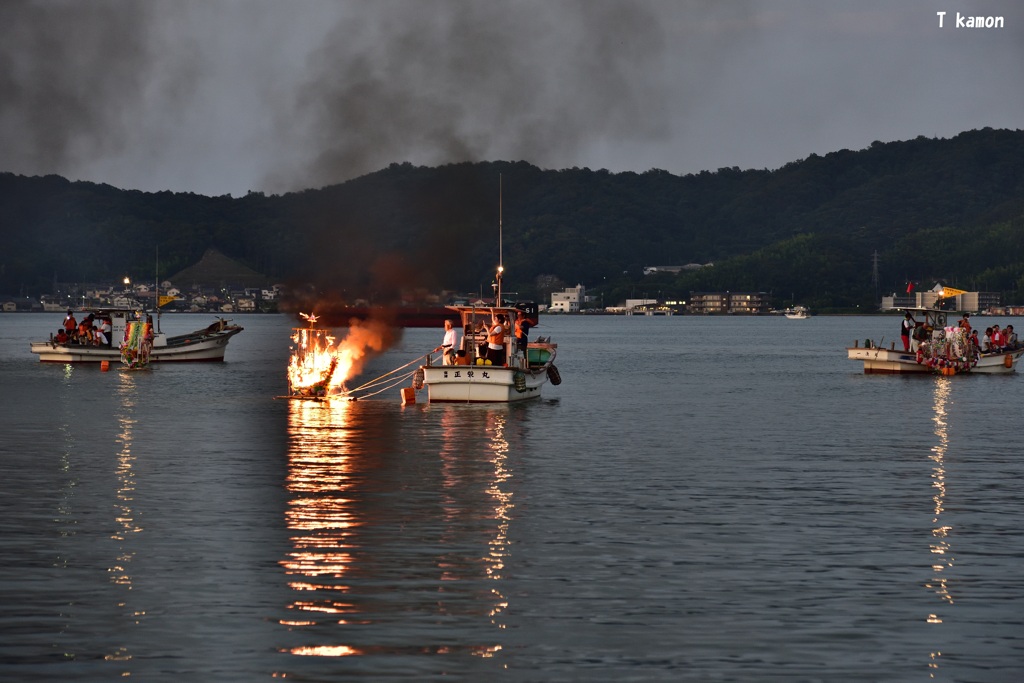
1, 127, 1022, 311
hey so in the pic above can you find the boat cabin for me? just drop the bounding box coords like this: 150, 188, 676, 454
442, 302, 550, 368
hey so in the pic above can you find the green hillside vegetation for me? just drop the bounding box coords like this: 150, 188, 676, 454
1, 127, 1022, 311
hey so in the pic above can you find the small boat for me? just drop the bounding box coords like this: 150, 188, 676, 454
30, 308, 243, 363
419, 301, 559, 403
418, 177, 560, 403
847, 306, 1023, 375
784, 306, 809, 319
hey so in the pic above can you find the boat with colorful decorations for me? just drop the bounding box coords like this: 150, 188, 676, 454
30, 308, 243, 363
847, 306, 1023, 375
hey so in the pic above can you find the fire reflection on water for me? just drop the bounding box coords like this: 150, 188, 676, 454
280, 399, 361, 639
280, 399, 514, 661
436, 407, 513, 644
925, 378, 953, 676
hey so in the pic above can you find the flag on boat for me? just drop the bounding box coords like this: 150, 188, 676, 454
939, 286, 967, 299
906, 282, 915, 293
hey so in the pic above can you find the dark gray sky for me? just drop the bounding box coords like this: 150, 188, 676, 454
2, 0, 1021, 196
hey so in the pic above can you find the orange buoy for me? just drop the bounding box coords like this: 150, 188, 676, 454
1005, 354, 1014, 369
100, 360, 110, 372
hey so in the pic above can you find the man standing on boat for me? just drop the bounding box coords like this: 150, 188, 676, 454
485, 311, 507, 365
64, 310, 77, 341
435, 319, 458, 365
514, 309, 532, 361
901, 311, 917, 352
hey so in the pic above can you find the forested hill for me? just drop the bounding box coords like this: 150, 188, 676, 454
1, 127, 1022, 310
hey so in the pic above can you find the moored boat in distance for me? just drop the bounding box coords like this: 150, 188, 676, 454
847, 306, 1023, 375
30, 308, 243, 363
784, 306, 809, 319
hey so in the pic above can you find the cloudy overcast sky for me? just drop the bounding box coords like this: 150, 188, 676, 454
1, 0, 1021, 197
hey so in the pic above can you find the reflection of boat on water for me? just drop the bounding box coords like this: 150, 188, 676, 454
847, 306, 1023, 375
279, 400, 515, 658
924, 379, 953, 642
30, 308, 243, 363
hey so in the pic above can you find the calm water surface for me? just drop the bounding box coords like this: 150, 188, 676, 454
2, 312, 1023, 681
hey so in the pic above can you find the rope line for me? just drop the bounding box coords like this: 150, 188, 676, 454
345, 370, 416, 400
343, 353, 430, 394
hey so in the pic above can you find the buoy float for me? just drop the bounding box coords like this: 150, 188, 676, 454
513, 371, 526, 392
100, 360, 110, 372
1005, 354, 1014, 369
400, 387, 416, 405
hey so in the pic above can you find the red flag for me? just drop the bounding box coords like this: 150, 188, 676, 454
906, 282, 915, 293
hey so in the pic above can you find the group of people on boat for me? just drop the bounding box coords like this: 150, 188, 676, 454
433, 309, 532, 367
57, 310, 112, 347
902, 311, 1019, 371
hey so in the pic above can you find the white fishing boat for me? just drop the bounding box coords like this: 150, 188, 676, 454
784, 306, 809, 319
419, 301, 559, 403
30, 308, 243, 363
418, 177, 561, 403
847, 306, 1023, 375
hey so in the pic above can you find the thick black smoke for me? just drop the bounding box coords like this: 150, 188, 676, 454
273, 0, 677, 191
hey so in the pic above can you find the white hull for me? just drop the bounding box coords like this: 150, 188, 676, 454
31, 321, 242, 363
847, 346, 1023, 375
422, 364, 547, 403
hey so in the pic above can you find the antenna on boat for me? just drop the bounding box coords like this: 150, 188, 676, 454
155, 246, 162, 333
496, 173, 504, 305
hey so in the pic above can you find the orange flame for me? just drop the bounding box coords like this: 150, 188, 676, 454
288, 315, 395, 397
288, 326, 341, 396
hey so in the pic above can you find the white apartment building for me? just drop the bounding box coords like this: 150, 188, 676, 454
550, 284, 586, 313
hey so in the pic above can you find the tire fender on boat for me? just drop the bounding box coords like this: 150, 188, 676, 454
547, 365, 562, 386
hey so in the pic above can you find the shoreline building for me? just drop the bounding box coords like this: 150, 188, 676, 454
550, 284, 586, 313
881, 287, 1001, 313
689, 292, 770, 315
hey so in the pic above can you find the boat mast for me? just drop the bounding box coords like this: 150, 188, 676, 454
155, 246, 162, 333
496, 174, 504, 305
